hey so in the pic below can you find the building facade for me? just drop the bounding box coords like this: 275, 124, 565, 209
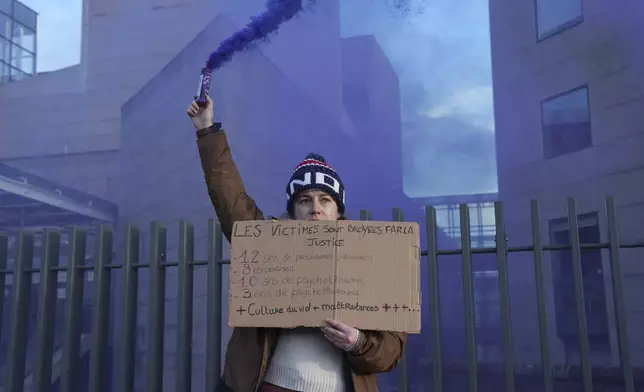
0, 0, 36, 85
490, 0, 644, 367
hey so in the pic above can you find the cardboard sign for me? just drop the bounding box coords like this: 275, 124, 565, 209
228, 220, 421, 333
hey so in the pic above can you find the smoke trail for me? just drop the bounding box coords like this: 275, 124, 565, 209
386, 0, 426, 17
206, 0, 304, 70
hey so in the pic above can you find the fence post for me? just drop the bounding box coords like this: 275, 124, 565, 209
118, 225, 140, 392
530, 200, 553, 392
177, 220, 196, 392
5, 231, 34, 392
566, 198, 593, 392
494, 202, 516, 392
206, 219, 224, 391
392, 208, 409, 392
0, 233, 8, 344
146, 222, 167, 392
425, 206, 443, 392
89, 225, 114, 392
605, 196, 634, 392
459, 204, 478, 392
34, 229, 61, 392
359, 210, 372, 221
60, 228, 87, 392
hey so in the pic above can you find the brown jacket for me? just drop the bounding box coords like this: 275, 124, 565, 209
197, 128, 407, 392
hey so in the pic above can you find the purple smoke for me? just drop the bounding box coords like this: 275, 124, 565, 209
206, 0, 304, 70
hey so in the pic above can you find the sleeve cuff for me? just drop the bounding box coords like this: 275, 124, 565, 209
347, 330, 364, 354
196, 122, 223, 139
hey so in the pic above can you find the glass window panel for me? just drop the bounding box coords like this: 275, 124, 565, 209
12, 2, 36, 31
0, 11, 10, 38
0, 35, 10, 63
0, 59, 10, 84
542, 86, 592, 158
11, 21, 34, 52
0, 0, 11, 15
9, 64, 28, 82
11, 42, 33, 74
536, 0, 583, 39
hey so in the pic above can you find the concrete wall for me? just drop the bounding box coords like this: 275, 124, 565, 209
490, 0, 644, 366
217, 0, 346, 129
0, 0, 220, 198
1, 151, 119, 201
342, 35, 403, 192
0, 0, 354, 200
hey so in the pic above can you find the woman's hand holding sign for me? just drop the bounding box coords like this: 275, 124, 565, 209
322, 318, 363, 352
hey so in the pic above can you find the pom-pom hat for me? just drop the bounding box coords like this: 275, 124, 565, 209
285, 153, 346, 215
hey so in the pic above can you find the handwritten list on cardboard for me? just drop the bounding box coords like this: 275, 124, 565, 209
228, 220, 421, 333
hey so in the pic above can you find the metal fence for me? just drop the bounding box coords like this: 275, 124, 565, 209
0, 196, 641, 392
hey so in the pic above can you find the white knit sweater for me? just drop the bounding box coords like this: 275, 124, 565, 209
263, 328, 346, 392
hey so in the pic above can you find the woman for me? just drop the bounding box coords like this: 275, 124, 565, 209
187, 96, 407, 392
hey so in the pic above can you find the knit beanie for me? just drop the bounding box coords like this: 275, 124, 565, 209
286, 153, 346, 215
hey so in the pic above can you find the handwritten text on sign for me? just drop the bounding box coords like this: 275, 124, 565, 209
228, 220, 421, 333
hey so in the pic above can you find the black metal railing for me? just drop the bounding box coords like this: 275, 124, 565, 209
0, 196, 641, 392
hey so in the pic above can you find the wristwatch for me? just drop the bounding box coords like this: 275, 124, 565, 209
196, 122, 223, 139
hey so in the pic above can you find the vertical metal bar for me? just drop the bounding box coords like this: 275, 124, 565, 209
0, 233, 7, 343
206, 219, 224, 392
89, 225, 113, 392
494, 202, 516, 392
60, 228, 87, 392
392, 207, 409, 392
177, 221, 195, 392
460, 204, 478, 392
425, 206, 443, 392
34, 229, 61, 392
147, 222, 167, 392
359, 209, 372, 221
530, 200, 553, 392
566, 197, 593, 392
5, 231, 34, 392
118, 225, 140, 392
605, 196, 634, 392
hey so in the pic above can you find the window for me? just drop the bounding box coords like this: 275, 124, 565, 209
9, 64, 27, 82
535, 0, 583, 40
0, 11, 11, 39
11, 41, 33, 74
542, 86, 592, 159
473, 267, 502, 361
549, 213, 610, 362
0, 60, 7, 83
434, 202, 497, 248
12, 1, 36, 32
0, 35, 10, 63
0, 0, 11, 15
11, 21, 35, 52
474, 270, 501, 329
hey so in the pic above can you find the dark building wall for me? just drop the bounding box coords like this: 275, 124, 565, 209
490, 0, 644, 366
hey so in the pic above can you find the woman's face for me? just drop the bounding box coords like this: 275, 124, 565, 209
292, 189, 339, 221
